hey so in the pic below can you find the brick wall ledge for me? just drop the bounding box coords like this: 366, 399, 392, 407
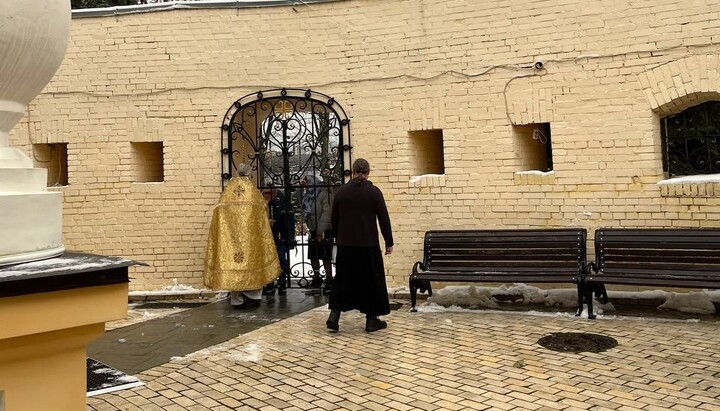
72, 0, 344, 18
513, 170, 555, 185
408, 174, 445, 188
658, 173, 720, 197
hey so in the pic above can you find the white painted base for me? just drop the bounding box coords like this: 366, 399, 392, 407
0, 168, 47, 192
0, 245, 65, 266
0, 147, 33, 168
0, 191, 64, 266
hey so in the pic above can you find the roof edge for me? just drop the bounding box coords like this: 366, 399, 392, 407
72, 0, 344, 19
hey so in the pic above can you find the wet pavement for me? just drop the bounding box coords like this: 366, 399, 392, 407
88, 290, 327, 375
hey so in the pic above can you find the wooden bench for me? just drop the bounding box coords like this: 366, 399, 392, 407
584, 228, 720, 318
409, 229, 588, 311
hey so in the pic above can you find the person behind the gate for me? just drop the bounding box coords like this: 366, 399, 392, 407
262, 186, 293, 295
203, 163, 280, 308
300, 174, 334, 292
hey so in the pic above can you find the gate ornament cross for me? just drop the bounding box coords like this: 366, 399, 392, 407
274, 100, 293, 119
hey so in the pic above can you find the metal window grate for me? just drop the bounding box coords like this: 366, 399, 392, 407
661, 101, 720, 177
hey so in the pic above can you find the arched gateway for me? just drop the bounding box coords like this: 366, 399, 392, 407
221, 88, 352, 291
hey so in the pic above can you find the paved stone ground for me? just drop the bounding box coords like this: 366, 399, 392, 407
88, 303, 720, 411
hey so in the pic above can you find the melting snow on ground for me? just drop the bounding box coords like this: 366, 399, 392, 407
128, 279, 203, 296
171, 339, 270, 364
404, 284, 719, 318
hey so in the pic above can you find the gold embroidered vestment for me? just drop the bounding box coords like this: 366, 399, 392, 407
203, 177, 280, 291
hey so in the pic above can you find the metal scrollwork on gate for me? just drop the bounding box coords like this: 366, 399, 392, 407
220, 89, 352, 292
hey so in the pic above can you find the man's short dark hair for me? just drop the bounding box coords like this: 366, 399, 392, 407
352, 158, 370, 174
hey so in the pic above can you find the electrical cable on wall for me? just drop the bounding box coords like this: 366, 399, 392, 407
23, 36, 718, 157
532, 128, 548, 144
26, 108, 53, 163
44, 41, 716, 100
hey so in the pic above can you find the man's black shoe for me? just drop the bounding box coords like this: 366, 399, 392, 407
326, 310, 340, 331
310, 275, 323, 288
323, 278, 333, 294
365, 317, 387, 333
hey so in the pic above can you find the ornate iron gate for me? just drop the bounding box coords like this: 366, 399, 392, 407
220, 88, 352, 291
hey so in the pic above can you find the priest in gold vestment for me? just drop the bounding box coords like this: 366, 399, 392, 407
203, 164, 280, 307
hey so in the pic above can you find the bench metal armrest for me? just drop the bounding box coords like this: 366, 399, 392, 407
411, 261, 426, 275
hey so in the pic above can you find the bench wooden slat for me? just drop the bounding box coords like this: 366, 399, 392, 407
593, 268, 720, 278
599, 248, 720, 261
427, 229, 584, 236
428, 264, 579, 275
600, 242, 720, 250
430, 235, 582, 242
430, 254, 582, 259
596, 228, 720, 237
431, 259, 581, 266
599, 263, 720, 273
430, 238, 582, 246
432, 248, 581, 256
587, 276, 720, 288
430, 245, 582, 252
430, 251, 580, 264
413, 273, 576, 283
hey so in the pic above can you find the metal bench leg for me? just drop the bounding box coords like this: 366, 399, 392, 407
575, 281, 584, 317
409, 278, 418, 312
586, 285, 596, 320
422, 281, 433, 297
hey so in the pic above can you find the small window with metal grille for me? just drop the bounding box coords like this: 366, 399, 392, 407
660, 101, 720, 178
31, 143, 68, 187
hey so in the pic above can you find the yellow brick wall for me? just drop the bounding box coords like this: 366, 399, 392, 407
9, 0, 720, 290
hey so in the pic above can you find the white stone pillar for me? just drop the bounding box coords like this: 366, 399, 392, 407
0, 0, 70, 265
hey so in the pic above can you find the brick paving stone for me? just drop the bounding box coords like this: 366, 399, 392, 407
482, 398, 515, 410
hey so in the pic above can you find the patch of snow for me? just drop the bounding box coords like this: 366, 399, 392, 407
430, 286, 499, 308
416, 302, 700, 323
172, 338, 272, 364
0, 255, 131, 278
658, 291, 716, 314
657, 173, 720, 185
514, 170, 555, 176
162, 279, 196, 292
128, 279, 205, 296
409, 174, 444, 184
225, 342, 262, 363
421, 284, 719, 315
